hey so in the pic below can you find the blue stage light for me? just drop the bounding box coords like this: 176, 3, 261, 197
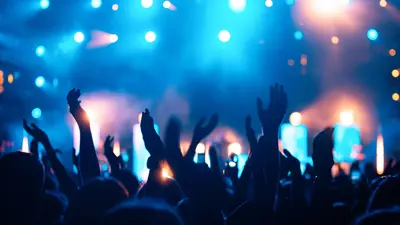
35, 76, 45, 87
32, 108, 42, 119
40, 0, 50, 9
91, 0, 102, 8
35, 46, 45, 57
367, 29, 378, 41
294, 30, 303, 40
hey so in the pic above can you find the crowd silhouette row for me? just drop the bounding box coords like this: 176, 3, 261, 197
1, 84, 400, 225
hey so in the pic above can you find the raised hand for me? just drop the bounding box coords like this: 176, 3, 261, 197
209, 146, 221, 174
257, 84, 287, 131
164, 117, 183, 173
192, 114, 219, 143
186, 114, 219, 161
245, 115, 257, 159
30, 139, 39, 158
140, 109, 164, 159
67, 88, 82, 113
104, 135, 120, 173
72, 148, 79, 168
104, 135, 115, 157
312, 127, 334, 173
23, 119, 50, 147
283, 149, 301, 177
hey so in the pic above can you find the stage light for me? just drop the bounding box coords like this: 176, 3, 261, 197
290, 112, 302, 126
300, 54, 307, 65
35, 76, 45, 87
196, 143, 206, 154
228, 142, 242, 155
315, 0, 349, 13
7, 74, 13, 84
109, 34, 118, 43
145, 31, 156, 42
367, 29, 378, 41
342, 0, 350, 5
35, 46, 45, 57
218, 30, 231, 42
141, 0, 153, 8
294, 30, 303, 40
389, 49, 396, 56
91, 0, 101, 8
163, 1, 171, 8
229, 0, 246, 12
392, 69, 399, 78
40, 0, 50, 9
288, 59, 295, 66
74, 32, 85, 43
339, 111, 354, 126
392, 93, 399, 101
265, 0, 273, 7
380, 0, 387, 7
112, 4, 119, 11
331, 36, 339, 44
376, 134, 384, 175
32, 108, 42, 119
286, 0, 295, 5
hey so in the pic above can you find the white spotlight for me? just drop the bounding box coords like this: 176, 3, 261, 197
229, 0, 246, 12
141, 0, 153, 8
218, 30, 231, 42
91, 0, 102, 8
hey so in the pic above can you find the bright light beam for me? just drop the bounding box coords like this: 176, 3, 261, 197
376, 133, 384, 175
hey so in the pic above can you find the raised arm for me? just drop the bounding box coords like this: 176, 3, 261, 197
67, 88, 100, 183
23, 120, 77, 199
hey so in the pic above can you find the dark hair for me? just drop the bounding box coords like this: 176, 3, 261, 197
101, 199, 183, 225
64, 177, 129, 225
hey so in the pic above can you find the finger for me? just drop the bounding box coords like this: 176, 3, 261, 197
110, 136, 114, 144
283, 149, 293, 158
209, 146, 220, 172
55, 149, 63, 154
76, 89, 81, 99
72, 148, 77, 158
164, 117, 182, 158
30, 123, 40, 130
144, 108, 150, 116
245, 115, 252, 130
269, 85, 275, 106
205, 114, 219, 132
23, 119, 33, 134
256, 98, 263, 120
195, 117, 206, 130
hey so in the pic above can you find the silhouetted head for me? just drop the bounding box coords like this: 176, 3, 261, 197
368, 175, 400, 212
101, 199, 183, 225
38, 190, 68, 225
65, 177, 129, 225
328, 202, 353, 225
112, 169, 140, 196
0, 152, 45, 225
354, 207, 400, 225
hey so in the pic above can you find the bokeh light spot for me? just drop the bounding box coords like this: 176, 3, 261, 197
32, 108, 42, 119
218, 30, 231, 42
392, 69, 399, 78
393, 93, 399, 101
35, 76, 46, 87
145, 31, 156, 43
367, 29, 378, 41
